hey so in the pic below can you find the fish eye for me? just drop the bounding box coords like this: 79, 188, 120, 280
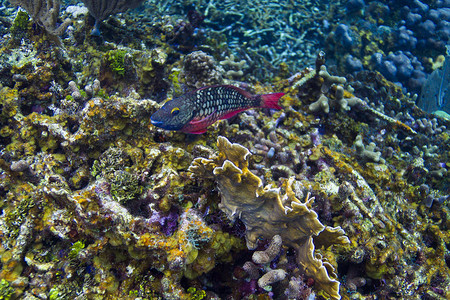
171, 107, 180, 116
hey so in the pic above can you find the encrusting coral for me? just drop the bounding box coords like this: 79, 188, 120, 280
189, 136, 350, 299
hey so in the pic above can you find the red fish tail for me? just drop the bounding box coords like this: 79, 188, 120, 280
260, 93, 284, 110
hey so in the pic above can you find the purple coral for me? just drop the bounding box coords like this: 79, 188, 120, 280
284, 276, 314, 299
159, 211, 179, 236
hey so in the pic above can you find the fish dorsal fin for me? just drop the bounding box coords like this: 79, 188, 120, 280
224, 85, 253, 98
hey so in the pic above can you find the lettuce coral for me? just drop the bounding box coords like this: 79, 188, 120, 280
188, 136, 349, 300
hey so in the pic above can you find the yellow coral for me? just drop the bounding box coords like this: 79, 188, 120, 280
0, 87, 19, 120
189, 136, 349, 300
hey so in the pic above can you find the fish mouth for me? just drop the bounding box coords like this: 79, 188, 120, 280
150, 116, 184, 131
150, 118, 164, 127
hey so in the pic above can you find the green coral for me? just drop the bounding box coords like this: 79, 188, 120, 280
48, 287, 61, 300
68, 241, 85, 259
96, 88, 109, 99
92, 147, 130, 178
0, 279, 14, 300
106, 50, 127, 76
187, 287, 206, 300
168, 68, 182, 96
92, 147, 144, 204
11, 10, 29, 35
0, 87, 19, 123
210, 230, 243, 257
110, 170, 142, 204
365, 261, 390, 279
4, 193, 35, 240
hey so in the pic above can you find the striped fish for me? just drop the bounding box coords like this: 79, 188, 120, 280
150, 85, 284, 134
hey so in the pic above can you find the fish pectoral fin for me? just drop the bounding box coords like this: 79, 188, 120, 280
190, 109, 217, 124
219, 108, 247, 120
189, 117, 206, 125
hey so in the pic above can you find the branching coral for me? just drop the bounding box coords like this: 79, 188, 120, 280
353, 134, 385, 163
220, 54, 248, 79
189, 136, 349, 299
307, 65, 364, 113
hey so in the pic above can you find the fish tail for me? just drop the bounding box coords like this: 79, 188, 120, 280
259, 93, 284, 110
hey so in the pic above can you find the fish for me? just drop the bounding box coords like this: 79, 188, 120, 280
418, 46, 450, 115
150, 85, 284, 134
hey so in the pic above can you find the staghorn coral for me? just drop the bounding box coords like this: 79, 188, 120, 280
189, 136, 349, 299
66, 79, 101, 103
413, 117, 446, 135
0, 1, 449, 298
304, 142, 450, 298
180, 0, 331, 78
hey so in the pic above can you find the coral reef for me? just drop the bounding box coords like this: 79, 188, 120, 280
189, 136, 349, 299
0, 1, 449, 299
325, 0, 449, 99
